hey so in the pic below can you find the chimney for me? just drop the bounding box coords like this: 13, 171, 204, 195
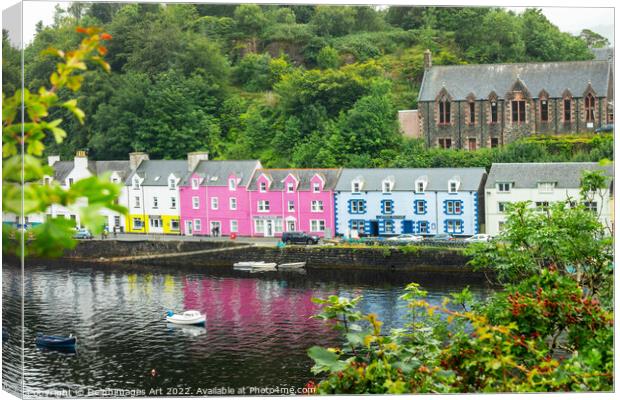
424, 49, 432, 70
74, 150, 88, 171
187, 151, 209, 172
48, 155, 60, 166
129, 152, 149, 170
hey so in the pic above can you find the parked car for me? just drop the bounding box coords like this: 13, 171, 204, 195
281, 231, 319, 245
595, 124, 613, 133
430, 233, 454, 241
464, 234, 492, 243
386, 234, 423, 243
74, 228, 93, 239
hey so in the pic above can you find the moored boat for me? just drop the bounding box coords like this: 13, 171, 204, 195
166, 310, 206, 326
234, 261, 277, 271
35, 334, 77, 350
277, 262, 306, 270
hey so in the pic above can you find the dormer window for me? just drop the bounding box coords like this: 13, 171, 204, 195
133, 177, 140, 190
382, 180, 392, 193
168, 177, 176, 189
259, 182, 267, 192
191, 178, 199, 190
313, 182, 320, 193
415, 179, 426, 193
352, 180, 362, 193
229, 178, 236, 190
448, 180, 459, 193
498, 182, 511, 193
287, 182, 294, 193
44, 177, 51, 185
538, 182, 555, 194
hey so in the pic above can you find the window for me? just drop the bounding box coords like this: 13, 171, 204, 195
585, 94, 595, 122
191, 178, 199, 189
497, 182, 511, 193
449, 181, 458, 193
414, 200, 426, 214
112, 178, 119, 184
229, 178, 236, 190
171, 197, 176, 209
313, 182, 320, 193
583, 201, 598, 213
446, 220, 463, 234
535, 201, 550, 211
211, 197, 219, 210
418, 221, 430, 234
231, 220, 238, 233
44, 177, 51, 185
168, 178, 176, 189
150, 217, 161, 228
540, 100, 549, 122
287, 182, 294, 193
259, 182, 267, 192
192, 196, 200, 209
498, 202, 510, 213
350, 220, 365, 234
274, 219, 283, 233
153, 197, 158, 208
133, 178, 140, 189
382, 200, 394, 214
564, 98, 572, 122
382, 181, 392, 193
350, 199, 366, 214
194, 219, 202, 232
287, 200, 295, 212
133, 218, 143, 229
438, 138, 452, 149
229, 197, 237, 210
352, 181, 361, 193
538, 182, 555, 193
511, 100, 525, 123
468, 102, 475, 124
114, 216, 120, 227
258, 200, 270, 212
490, 101, 498, 123
255, 219, 265, 233
311, 200, 324, 212
446, 200, 463, 215
498, 221, 506, 232
416, 181, 425, 193
491, 138, 499, 148
310, 220, 325, 232
467, 138, 476, 151
438, 98, 451, 124
384, 220, 395, 234
134, 196, 141, 208
170, 219, 179, 231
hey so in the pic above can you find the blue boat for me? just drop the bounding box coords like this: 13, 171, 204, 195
35, 334, 77, 350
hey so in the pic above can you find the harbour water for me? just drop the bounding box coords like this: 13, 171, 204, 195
2, 263, 493, 396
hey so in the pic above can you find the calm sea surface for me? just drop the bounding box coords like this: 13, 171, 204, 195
2, 262, 493, 396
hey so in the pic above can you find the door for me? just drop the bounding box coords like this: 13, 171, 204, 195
369, 220, 379, 236
402, 220, 414, 234
210, 221, 221, 237
287, 220, 296, 232
265, 220, 274, 237
185, 220, 193, 235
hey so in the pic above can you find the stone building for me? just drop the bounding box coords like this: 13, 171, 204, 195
417, 50, 614, 150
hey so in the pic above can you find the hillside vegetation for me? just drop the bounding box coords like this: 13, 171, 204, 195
2, 4, 612, 167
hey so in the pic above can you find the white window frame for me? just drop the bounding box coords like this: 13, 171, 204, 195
287, 200, 295, 212
191, 178, 199, 190
287, 182, 295, 193
258, 200, 270, 212
310, 219, 325, 232
170, 219, 179, 231
352, 181, 361, 193
416, 201, 425, 214
134, 196, 141, 208
497, 182, 511, 193
449, 180, 458, 193
384, 200, 393, 214
415, 180, 426, 193
192, 196, 200, 209
133, 177, 140, 190
153, 196, 158, 208
538, 182, 555, 194
230, 220, 238, 233
229, 197, 237, 210
311, 200, 324, 212
259, 181, 267, 192
171, 197, 177, 209
229, 178, 236, 190
384, 220, 395, 233
313, 182, 320, 193
194, 219, 202, 232
211, 197, 219, 210
382, 180, 392, 193
168, 177, 176, 189
255, 219, 265, 233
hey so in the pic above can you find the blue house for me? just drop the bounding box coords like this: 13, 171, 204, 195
334, 168, 486, 237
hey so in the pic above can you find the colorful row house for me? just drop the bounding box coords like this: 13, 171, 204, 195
179, 158, 262, 236
245, 169, 342, 238
334, 168, 486, 237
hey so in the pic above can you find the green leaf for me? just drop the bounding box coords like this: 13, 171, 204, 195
307, 346, 347, 373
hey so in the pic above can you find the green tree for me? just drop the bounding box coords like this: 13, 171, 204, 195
579, 29, 610, 48
311, 5, 356, 37
316, 46, 340, 69
2, 30, 21, 96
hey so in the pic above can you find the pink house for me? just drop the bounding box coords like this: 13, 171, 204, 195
246, 169, 342, 238
179, 160, 261, 236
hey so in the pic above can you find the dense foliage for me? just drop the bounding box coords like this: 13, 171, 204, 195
2, 27, 124, 257
5, 4, 609, 166
308, 185, 614, 393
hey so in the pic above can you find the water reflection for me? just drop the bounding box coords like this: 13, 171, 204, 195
2, 262, 493, 395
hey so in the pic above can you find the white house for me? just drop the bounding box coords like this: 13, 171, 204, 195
485, 162, 614, 236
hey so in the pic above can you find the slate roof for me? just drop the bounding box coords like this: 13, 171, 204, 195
89, 160, 132, 180
248, 169, 342, 191
335, 168, 486, 192
182, 160, 261, 186
418, 60, 611, 102
591, 47, 613, 62
125, 160, 188, 186
52, 161, 74, 182
485, 162, 614, 189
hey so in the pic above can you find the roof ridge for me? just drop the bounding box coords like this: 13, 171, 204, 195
429, 59, 606, 70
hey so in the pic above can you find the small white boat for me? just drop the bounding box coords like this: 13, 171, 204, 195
278, 262, 306, 270
166, 310, 206, 326
233, 261, 257, 268
234, 261, 277, 270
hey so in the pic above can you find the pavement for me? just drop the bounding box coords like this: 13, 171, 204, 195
100, 233, 282, 247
